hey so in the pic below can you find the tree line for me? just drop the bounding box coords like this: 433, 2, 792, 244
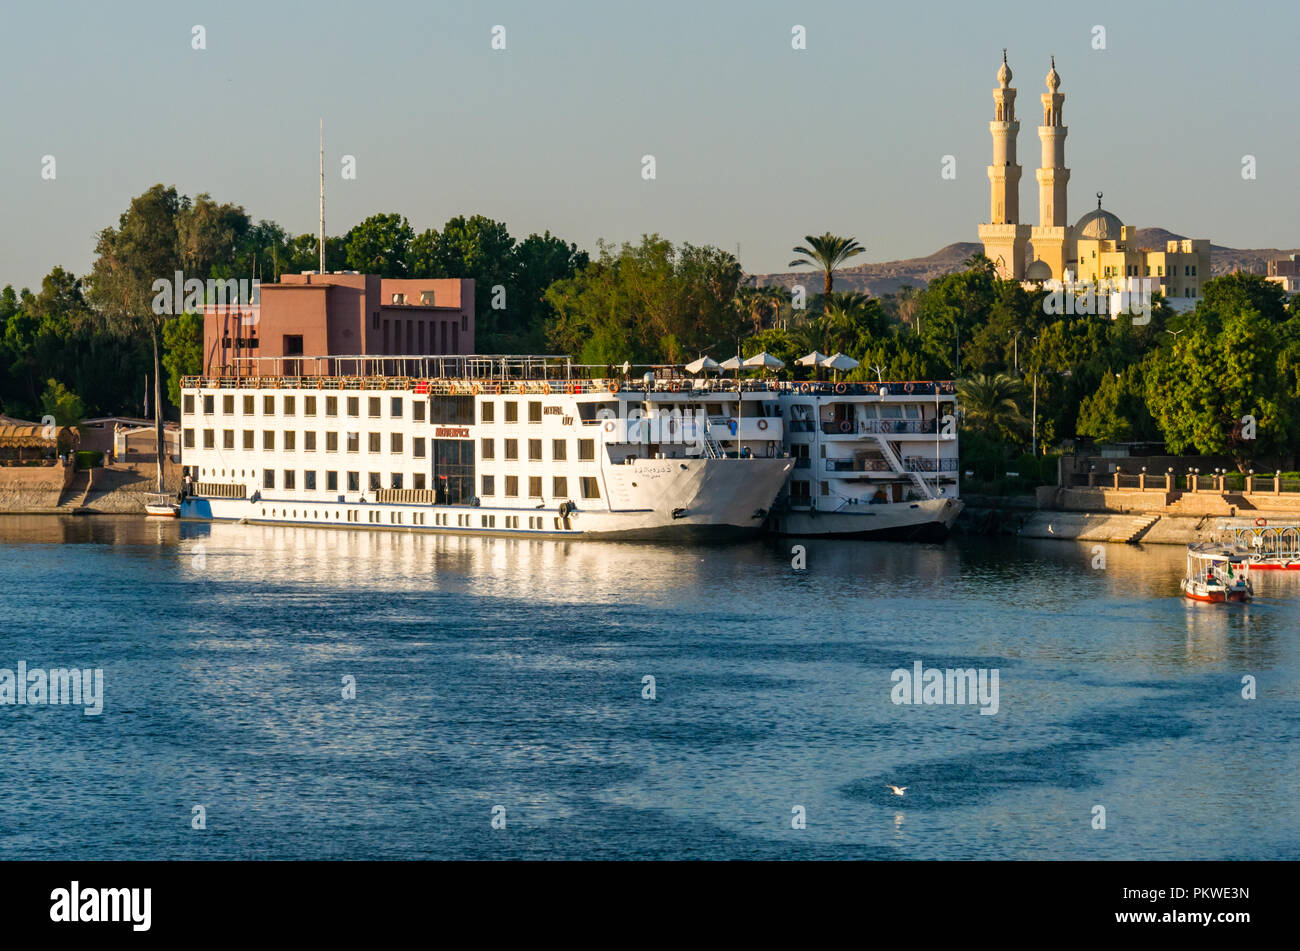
4, 200, 1298, 474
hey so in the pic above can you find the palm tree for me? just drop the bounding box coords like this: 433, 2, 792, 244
957, 372, 1029, 441
789, 233, 865, 297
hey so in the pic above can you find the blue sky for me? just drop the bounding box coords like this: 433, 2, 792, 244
2, 0, 1296, 290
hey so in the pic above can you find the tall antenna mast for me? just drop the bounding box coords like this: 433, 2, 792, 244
319, 118, 326, 275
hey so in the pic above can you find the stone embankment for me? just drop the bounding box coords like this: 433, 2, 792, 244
0, 464, 179, 514
962, 485, 1300, 545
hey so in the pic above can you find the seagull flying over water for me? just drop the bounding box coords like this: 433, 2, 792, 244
886, 785, 907, 796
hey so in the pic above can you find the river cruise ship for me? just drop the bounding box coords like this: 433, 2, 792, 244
769, 380, 962, 539
178, 355, 795, 539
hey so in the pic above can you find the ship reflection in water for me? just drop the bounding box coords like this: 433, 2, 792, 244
0, 515, 1295, 860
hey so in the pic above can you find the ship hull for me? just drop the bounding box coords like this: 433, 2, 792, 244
180, 457, 795, 540
767, 497, 963, 539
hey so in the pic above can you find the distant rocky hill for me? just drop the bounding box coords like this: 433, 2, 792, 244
748, 231, 1298, 297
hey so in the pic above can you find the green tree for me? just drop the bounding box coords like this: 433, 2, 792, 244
958, 372, 1029, 443
1076, 364, 1157, 443
86, 184, 183, 491
788, 233, 865, 296
162, 313, 204, 407
40, 378, 85, 428
345, 213, 414, 277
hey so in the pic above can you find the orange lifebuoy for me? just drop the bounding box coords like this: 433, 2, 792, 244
471, 383, 481, 395
566, 381, 577, 394
541, 382, 551, 395
840, 420, 852, 433
800, 382, 811, 393
757, 418, 769, 431
905, 382, 915, 394
670, 382, 680, 392
835, 383, 846, 394
492, 383, 502, 395
516, 382, 526, 394
1256, 518, 1268, 526
603, 421, 615, 433
880, 420, 892, 433
607, 381, 618, 393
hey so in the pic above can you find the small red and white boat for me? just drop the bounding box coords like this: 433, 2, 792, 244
1181, 545, 1252, 603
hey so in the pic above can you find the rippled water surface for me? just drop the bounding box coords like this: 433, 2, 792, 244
0, 515, 1296, 859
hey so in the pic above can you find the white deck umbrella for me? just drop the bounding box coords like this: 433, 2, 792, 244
742, 351, 785, 370
795, 351, 828, 367
823, 352, 859, 372
718, 355, 744, 370
685, 356, 720, 374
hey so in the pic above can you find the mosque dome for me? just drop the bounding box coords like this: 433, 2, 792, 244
1075, 195, 1123, 240
997, 54, 1012, 86
1026, 259, 1053, 281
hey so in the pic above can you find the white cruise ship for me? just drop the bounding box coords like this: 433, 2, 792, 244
177, 355, 794, 539
770, 380, 962, 539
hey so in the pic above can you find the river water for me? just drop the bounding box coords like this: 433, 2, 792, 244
0, 515, 1295, 859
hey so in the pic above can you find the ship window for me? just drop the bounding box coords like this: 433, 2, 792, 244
552, 440, 566, 461
480, 438, 494, 460
391, 433, 403, 453
480, 402, 494, 423
263, 469, 275, 489
504, 439, 518, 461
576, 401, 616, 423
790, 481, 810, 503
304, 432, 316, 451
414, 474, 426, 490
391, 397, 403, 417
505, 476, 518, 497
391, 473, 403, 490
284, 431, 296, 451
529, 476, 542, 498
369, 472, 381, 491
284, 470, 296, 490
284, 396, 296, 416
413, 437, 426, 458
304, 396, 317, 417
203, 396, 214, 415
528, 439, 542, 461
368, 433, 381, 453
264, 396, 274, 414
223, 430, 234, 449
580, 477, 600, 499
183, 394, 194, 415
413, 400, 425, 422
305, 471, 317, 490
346, 432, 359, 453
430, 395, 473, 424
347, 397, 359, 417
326, 432, 338, 452
223, 395, 235, 414
529, 401, 542, 423
202, 429, 213, 447
504, 401, 518, 423
369, 397, 381, 418
482, 475, 495, 496
326, 396, 338, 417
579, 439, 595, 461
327, 471, 338, 491
552, 476, 568, 498
244, 395, 255, 415
184, 428, 194, 448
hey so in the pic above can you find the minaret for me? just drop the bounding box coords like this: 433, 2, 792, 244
978, 51, 1031, 280
1030, 58, 1072, 278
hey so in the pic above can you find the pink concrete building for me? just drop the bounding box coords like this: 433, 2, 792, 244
203, 273, 475, 375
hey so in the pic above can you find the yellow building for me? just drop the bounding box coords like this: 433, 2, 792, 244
978, 52, 1211, 309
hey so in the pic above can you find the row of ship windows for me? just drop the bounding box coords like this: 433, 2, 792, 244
184, 393, 560, 425
197, 467, 600, 500
185, 429, 597, 460
258, 509, 563, 531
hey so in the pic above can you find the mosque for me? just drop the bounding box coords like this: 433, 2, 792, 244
977, 52, 1210, 309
